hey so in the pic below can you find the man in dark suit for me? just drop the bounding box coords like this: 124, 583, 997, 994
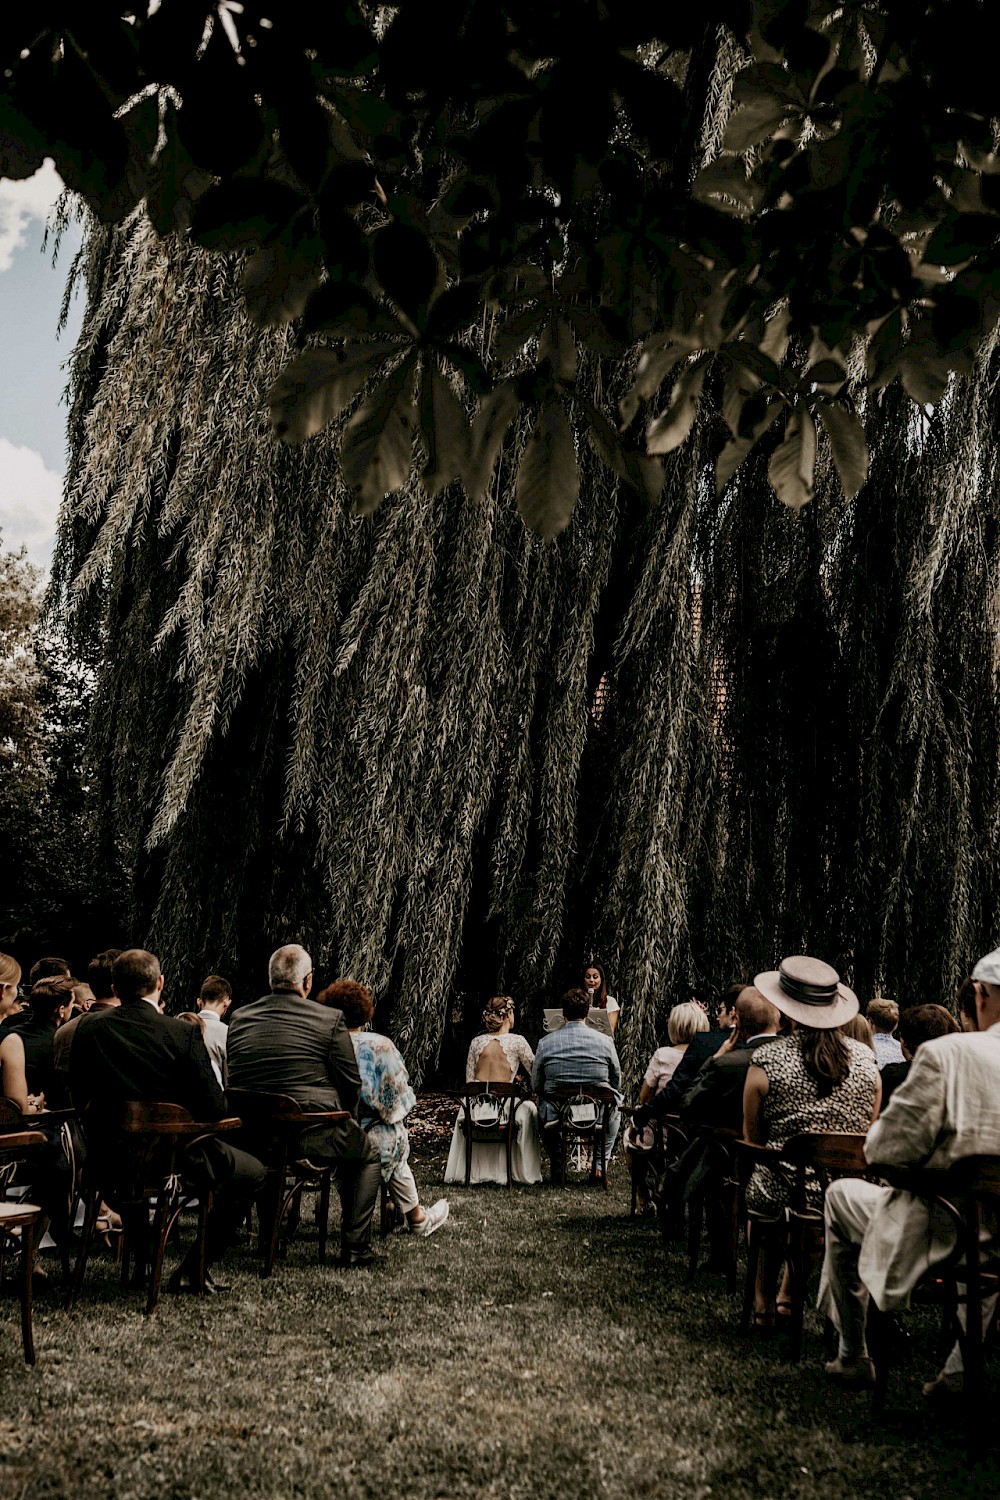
70, 948, 266, 1292
680, 988, 781, 1130
226, 943, 381, 1268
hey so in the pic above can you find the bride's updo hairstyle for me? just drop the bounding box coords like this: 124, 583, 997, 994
482, 995, 514, 1033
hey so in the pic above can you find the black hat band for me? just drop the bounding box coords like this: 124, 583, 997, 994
779, 964, 839, 1006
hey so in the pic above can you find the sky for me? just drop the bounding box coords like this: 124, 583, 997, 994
0, 160, 85, 572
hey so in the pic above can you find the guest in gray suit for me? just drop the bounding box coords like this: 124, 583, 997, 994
532, 988, 622, 1176
227, 944, 381, 1269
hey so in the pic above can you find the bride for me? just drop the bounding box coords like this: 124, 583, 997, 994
444, 995, 543, 1185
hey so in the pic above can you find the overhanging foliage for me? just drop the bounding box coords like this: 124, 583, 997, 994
6, 3, 1000, 537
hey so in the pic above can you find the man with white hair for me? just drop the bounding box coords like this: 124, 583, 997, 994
817, 946, 1000, 1392
227, 944, 381, 1268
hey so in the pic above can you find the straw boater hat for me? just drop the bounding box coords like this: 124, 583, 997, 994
753, 955, 859, 1030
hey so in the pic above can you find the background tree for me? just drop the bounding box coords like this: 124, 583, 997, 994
0, 533, 116, 963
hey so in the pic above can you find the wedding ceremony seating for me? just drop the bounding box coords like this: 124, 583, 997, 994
67, 1101, 242, 1315
226, 1087, 349, 1274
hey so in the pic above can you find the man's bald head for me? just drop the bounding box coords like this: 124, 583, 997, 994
735, 986, 780, 1039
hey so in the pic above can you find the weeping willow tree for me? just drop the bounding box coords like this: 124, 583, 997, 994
52, 202, 1000, 1085
52, 215, 712, 1077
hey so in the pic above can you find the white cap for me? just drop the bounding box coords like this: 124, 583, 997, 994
971, 949, 1000, 986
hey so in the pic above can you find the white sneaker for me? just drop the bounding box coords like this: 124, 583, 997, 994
410, 1199, 449, 1237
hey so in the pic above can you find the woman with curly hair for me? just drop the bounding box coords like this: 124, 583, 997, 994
319, 980, 448, 1238
444, 995, 543, 1184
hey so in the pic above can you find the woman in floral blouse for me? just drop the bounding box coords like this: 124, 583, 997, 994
318, 980, 449, 1239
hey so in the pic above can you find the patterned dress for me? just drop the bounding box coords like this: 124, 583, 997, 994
745, 1032, 879, 1215
350, 1031, 417, 1183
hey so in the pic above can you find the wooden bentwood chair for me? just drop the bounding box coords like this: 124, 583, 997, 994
456, 1081, 527, 1188
866, 1156, 1000, 1437
67, 1102, 241, 1316
0, 1127, 47, 1363
737, 1131, 871, 1361
542, 1085, 617, 1189
227, 1089, 349, 1276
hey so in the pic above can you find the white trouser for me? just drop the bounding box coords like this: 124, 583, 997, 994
386, 1160, 420, 1216
818, 1177, 996, 1370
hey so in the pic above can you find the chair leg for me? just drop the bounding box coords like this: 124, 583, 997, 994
687, 1194, 703, 1280
194, 1190, 212, 1293
867, 1299, 891, 1417
786, 1220, 806, 1363
260, 1168, 284, 1278
726, 1177, 741, 1295
66, 1187, 102, 1312
318, 1173, 331, 1263
506, 1120, 514, 1189
19, 1220, 37, 1365
739, 1220, 761, 1336
145, 1184, 176, 1316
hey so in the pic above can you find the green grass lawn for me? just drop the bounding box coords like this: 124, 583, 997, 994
2, 1111, 999, 1500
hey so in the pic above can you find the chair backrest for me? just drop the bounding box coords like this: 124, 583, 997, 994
227, 1088, 308, 1121
120, 1101, 199, 1134
461, 1082, 522, 1139
548, 1083, 614, 1134
781, 1132, 869, 1173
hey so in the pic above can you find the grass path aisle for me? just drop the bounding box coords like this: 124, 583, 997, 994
2, 1108, 999, 1499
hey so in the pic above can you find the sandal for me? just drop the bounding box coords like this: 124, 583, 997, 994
776, 1300, 794, 1318
753, 1310, 777, 1333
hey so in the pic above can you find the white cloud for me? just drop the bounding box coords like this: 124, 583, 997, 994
0, 438, 63, 569
0, 159, 65, 274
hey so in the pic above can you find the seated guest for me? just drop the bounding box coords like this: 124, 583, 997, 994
877, 1003, 960, 1112
632, 983, 743, 1129
13, 975, 75, 1107
744, 956, 881, 1326
71, 981, 97, 1013
53, 949, 122, 1076
70, 948, 265, 1292
322, 979, 448, 1237
956, 976, 978, 1032
0, 952, 24, 1024
839, 1013, 876, 1053
623, 1000, 709, 1211
29, 957, 71, 985
444, 995, 542, 1185
87, 950, 122, 1006
176, 1012, 222, 1085
819, 949, 1000, 1391
0, 1027, 35, 1112
643, 1000, 710, 1098
5, 976, 76, 1248
655, 987, 783, 1263
532, 987, 622, 1179
195, 975, 232, 1086
867, 997, 904, 1068
227, 944, 381, 1269
681, 987, 781, 1130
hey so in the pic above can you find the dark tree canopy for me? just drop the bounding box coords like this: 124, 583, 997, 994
5, 2, 1000, 534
